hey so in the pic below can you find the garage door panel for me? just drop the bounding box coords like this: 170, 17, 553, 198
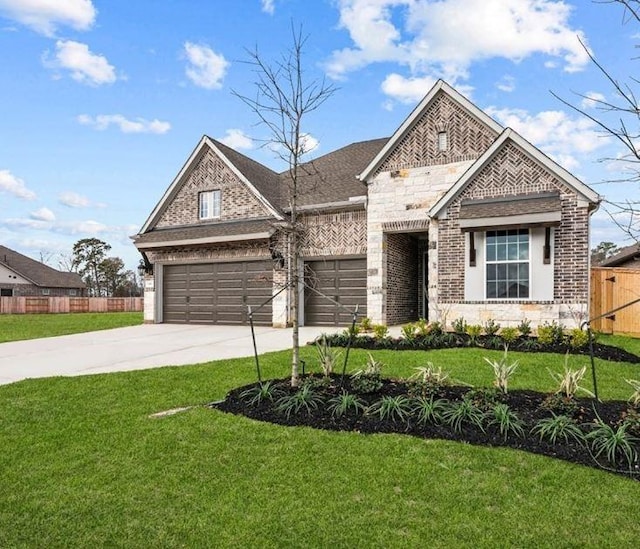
305, 257, 367, 326
163, 261, 273, 325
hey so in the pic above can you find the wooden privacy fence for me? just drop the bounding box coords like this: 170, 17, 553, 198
0, 297, 143, 315
590, 267, 640, 336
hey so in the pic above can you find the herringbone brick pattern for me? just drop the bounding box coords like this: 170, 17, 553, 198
377, 91, 499, 175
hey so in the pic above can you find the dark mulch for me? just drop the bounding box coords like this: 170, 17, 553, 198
214, 375, 640, 480
319, 333, 640, 364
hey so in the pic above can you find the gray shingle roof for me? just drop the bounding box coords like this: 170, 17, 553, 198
460, 192, 561, 219
210, 138, 284, 211
279, 138, 388, 207
135, 219, 275, 247
0, 245, 85, 289
600, 243, 640, 267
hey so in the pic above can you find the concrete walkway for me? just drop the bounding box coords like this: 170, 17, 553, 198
0, 324, 335, 386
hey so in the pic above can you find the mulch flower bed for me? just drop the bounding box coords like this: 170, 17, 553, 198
214, 375, 640, 480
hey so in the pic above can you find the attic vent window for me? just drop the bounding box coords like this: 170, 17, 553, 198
199, 190, 221, 220
437, 131, 448, 151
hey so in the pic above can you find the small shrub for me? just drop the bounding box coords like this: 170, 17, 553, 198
412, 396, 448, 425
620, 408, 640, 436
500, 327, 519, 348
372, 324, 389, 340
517, 318, 532, 338
465, 324, 483, 344
519, 338, 541, 352
401, 323, 417, 340
483, 319, 501, 336
415, 318, 429, 336
408, 363, 451, 397
537, 321, 565, 346
442, 399, 485, 433
275, 386, 324, 418
428, 321, 444, 336
367, 395, 413, 422
531, 414, 585, 445
240, 381, 283, 406
465, 387, 501, 411
568, 328, 589, 349
489, 403, 525, 440
484, 350, 518, 394
541, 393, 579, 417
315, 335, 342, 378
452, 317, 467, 335
351, 353, 384, 394
327, 391, 365, 418
625, 379, 640, 407
342, 323, 361, 338
548, 354, 594, 398
587, 417, 639, 469
358, 317, 373, 332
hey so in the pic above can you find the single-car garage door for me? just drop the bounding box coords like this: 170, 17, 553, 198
304, 257, 367, 326
163, 261, 273, 325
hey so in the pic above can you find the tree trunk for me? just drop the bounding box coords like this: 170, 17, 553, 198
290, 201, 300, 387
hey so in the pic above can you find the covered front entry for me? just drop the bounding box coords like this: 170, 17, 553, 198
304, 257, 367, 326
163, 260, 273, 325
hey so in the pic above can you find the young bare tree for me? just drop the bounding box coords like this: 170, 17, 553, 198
233, 26, 336, 387
552, 0, 640, 241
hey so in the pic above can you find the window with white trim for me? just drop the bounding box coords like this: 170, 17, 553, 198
42, 288, 50, 296
199, 190, 221, 220
485, 229, 529, 299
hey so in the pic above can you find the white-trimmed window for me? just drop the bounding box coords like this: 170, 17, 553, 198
69, 289, 77, 297
42, 288, 50, 296
199, 190, 221, 220
485, 229, 529, 299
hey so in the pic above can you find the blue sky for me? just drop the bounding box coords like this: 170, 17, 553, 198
0, 0, 636, 270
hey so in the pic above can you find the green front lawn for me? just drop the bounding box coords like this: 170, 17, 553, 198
0, 312, 143, 343
1, 346, 639, 547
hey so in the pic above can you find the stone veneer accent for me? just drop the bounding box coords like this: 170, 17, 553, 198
155, 148, 270, 228
386, 233, 419, 325
377, 91, 498, 174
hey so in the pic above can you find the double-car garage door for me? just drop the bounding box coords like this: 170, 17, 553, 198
163, 261, 273, 325
162, 257, 367, 326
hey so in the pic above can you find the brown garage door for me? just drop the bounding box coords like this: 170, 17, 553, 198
304, 257, 367, 326
163, 261, 273, 325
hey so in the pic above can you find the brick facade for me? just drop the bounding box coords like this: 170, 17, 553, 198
155, 148, 270, 228
386, 233, 419, 325
300, 209, 367, 257
0, 284, 81, 297
377, 91, 498, 174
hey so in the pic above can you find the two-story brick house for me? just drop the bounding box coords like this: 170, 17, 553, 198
133, 80, 600, 328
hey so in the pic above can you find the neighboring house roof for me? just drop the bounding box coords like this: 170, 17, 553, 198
135, 219, 275, 249
600, 243, 640, 267
0, 245, 85, 289
282, 138, 387, 208
429, 128, 601, 219
358, 80, 503, 181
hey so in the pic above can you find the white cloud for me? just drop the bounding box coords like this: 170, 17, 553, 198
0, 0, 96, 36
43, 40, 116, 86
1, 216, 135, 238
58, 191, 90, 208
0, 169, 36, 200
326, 0, 590, 99
381, 73, 437, 104
300, 133, 319, 155
486, 106, 611, 170
261, 0, 275, 14
496, 75, 516, 93
77, 114, 171, 134
218, 129, 254, 150
580, 91, 606, 110
183, 42, 229, 90
30, 207, 55, 222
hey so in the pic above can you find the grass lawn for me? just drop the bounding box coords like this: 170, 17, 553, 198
0, 312, 143, 343
1, 343, 640, 547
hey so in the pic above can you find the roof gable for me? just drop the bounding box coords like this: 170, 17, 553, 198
139, 136, 283, 233
0, 245, 85, 288
429, 128, 601, 218
359, 80, 502, 181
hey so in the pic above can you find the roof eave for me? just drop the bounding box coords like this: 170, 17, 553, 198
134, 230, 274, 250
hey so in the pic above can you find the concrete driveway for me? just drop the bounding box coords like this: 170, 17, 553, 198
0, 324, 335, 386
